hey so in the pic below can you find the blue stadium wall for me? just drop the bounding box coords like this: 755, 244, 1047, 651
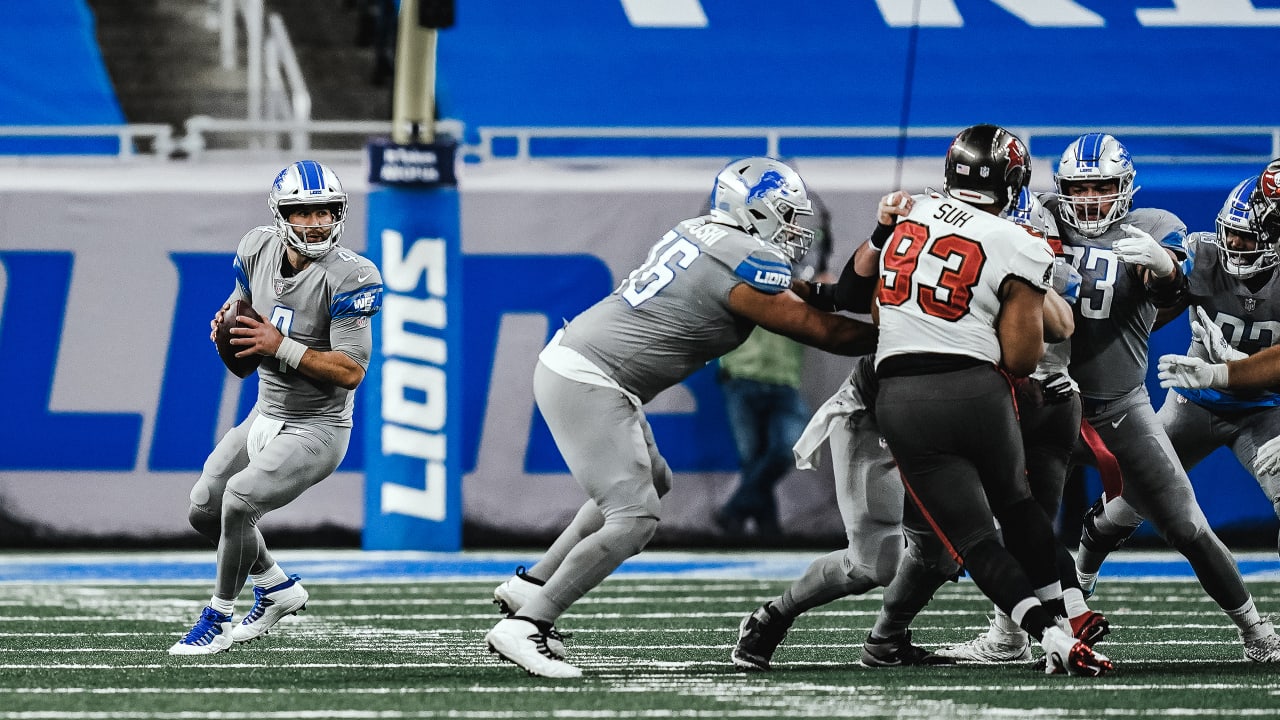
2, 0, 1279, 546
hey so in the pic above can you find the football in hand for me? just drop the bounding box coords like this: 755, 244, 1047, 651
215, 299, 264, 378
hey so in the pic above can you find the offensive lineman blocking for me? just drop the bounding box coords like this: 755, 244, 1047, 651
484, 158, 876, 678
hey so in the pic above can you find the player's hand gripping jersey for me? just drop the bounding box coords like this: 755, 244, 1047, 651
232, 227, 384, 424
875, 193, 1053, 369
553, 216, 793, 404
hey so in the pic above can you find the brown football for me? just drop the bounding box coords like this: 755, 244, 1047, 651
215, 299, 264, 378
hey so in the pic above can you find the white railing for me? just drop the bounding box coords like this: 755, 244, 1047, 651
3, 122, 1278, 165
0, 124, 176, 158
219, 0, 264, 122
472, 125, 1280, 164
263, 12, 310, 151
219, 0, 311, 150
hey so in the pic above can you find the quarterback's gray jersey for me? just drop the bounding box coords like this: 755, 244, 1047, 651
557, 217, 792, 403
232, 227, 384, 425
1044, 198, 1188, 401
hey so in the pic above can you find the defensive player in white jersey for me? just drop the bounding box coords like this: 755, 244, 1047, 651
168, 161, 384, 655
731, 183, 1105, 671
868, 124, 1109, 676
481, 158, 876, 679
1051, 136, 1280, 663
935, 189, 1110, 664
1159, 162, 1280, 564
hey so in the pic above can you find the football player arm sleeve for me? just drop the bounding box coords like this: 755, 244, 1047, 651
832, 233, 887, 313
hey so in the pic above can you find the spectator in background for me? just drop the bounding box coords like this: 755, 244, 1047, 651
712, 181, 836, 538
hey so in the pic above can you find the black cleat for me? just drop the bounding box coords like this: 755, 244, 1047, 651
861, 631, 956, 668
731, 603, 794, 671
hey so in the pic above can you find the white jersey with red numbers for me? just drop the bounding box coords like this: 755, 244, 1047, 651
875, 193, 1054, 368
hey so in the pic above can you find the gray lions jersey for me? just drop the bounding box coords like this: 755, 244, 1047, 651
232, 227, 384, 425
556, 216, 791, 404
1176, 231, 1280, 410
1043, 198, 1187, 401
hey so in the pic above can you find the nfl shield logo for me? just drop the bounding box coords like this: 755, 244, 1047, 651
980, 166, 990, 178
274, 278, 287, 297
1244, 297, 1257, 313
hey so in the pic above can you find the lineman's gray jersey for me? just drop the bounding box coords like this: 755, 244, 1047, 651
556, 217, 792, 403
232, 227, 384, 425
1174, 232, 1280, 410
1044, 198, 1187, 400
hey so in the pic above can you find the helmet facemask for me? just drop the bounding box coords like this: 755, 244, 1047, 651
1054, 133, 1137, 237
268, 160, 348, 259
711, 158, 816, 263
1215, 176, 1274, 278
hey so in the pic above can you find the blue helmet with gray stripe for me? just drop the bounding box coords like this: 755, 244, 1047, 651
269, 160, 348, 258
1054, 133, 1137, 237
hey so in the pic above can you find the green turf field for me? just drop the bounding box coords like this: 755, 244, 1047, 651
1, 577, 1277, 719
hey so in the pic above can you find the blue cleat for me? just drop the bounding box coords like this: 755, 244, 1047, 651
231, 573, 309, 643
168, 606, 233, 655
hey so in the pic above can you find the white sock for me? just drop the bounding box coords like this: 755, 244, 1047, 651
1063, 588, 1090, 618
1226, 599, 1268, 639
991, 607, 1022, 635
252, 563, 290, 589
210, 596, 235, 617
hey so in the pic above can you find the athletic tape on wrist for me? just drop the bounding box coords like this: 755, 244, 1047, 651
275, 337, 307, 370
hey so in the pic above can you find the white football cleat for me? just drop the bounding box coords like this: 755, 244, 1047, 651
168, 606, 233, 655
485, 618, 582, 679
493, 567, 568, 658
1242, 618, 1280, 662
230, 574, 309, 643
1040, 625, 1113, 677
935, 619, 1031, 663
493, 566, 542, 616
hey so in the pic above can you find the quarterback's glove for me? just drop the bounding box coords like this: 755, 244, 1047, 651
1051, 257, 1081, 304
1191, 306, 1247, 363
1113, 224, 1176, 278
1256, 435, 1280, 476
1157, 354, 1228, 390
1041, 372, 1075, 404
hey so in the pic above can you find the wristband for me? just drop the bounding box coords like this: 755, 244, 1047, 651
867, 222, 895, 251
1211, 363, 1230, 390
275, 337, 307, 370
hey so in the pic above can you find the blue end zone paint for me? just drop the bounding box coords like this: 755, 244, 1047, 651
0, 551, 1276, 584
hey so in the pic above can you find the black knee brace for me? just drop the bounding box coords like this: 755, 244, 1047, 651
1078, 498, 1137, 554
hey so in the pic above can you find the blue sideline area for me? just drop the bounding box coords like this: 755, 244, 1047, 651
0, 1, 124, 153
0, 550, 1275, 583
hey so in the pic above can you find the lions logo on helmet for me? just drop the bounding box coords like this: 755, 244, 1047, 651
268, 160, 348, 259
1053, 133, 1137, 237
710, 158, 815, 263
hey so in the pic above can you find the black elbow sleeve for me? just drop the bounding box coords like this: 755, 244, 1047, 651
1148, 265, 1189, 308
